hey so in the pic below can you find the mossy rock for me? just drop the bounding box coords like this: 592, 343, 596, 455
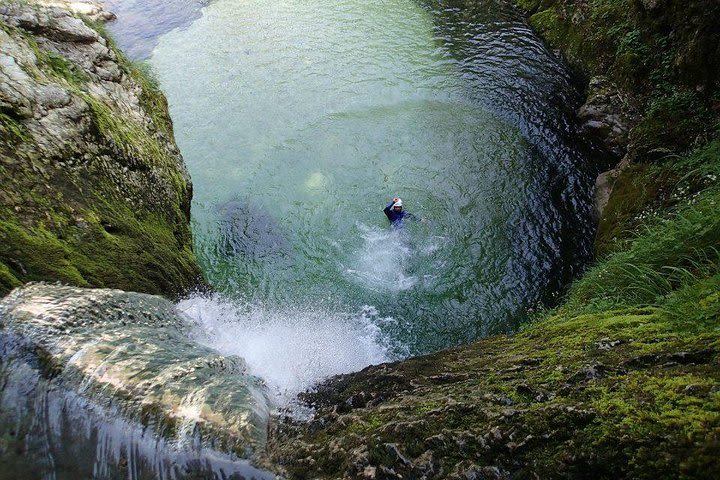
264, 280, 720, 478
0, 4, 202, 297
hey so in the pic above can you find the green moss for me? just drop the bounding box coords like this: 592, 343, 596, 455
595, 163, 663, 256
0, 262, 22, 293
268, 268, 720, 477
596, 139, 720, 256
81, 93, 162, 161
632, 90, 713, 154
0, 218, 89, 288
0, 112, 30, 145
0, 200, 200, 298
515, 0, 543, 14
79, 92, 188, 199
80, 16, 175, 137
269, 298, 719, 477
127, 60, 174, 137
4, 19, 88, 88
519, 0, 719, 156
43, 50, 90, 86
528, 8, 565, 50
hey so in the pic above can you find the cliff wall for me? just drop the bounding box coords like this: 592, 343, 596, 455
516, 0, 719, 256
0, 1, 202, 296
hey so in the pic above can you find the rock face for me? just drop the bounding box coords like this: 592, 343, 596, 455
35, 0, 115, 22
263, 291, 720, 479
0, 283, 272, 468
576, 76, 639, 159
518, 0, 720, 248
0, 1, 202, 296
576, 77, 639, 222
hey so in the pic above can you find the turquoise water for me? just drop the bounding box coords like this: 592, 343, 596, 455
148, 0, 594, 356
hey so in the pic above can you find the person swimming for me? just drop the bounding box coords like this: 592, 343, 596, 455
383, 197, 422, 228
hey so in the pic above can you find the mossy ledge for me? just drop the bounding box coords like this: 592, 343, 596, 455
0, 1, 203, 297
261, 1, 719, 478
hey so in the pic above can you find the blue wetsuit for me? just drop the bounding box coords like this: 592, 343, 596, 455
384, 201, 418, 228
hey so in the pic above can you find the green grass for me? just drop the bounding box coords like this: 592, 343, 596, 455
565, 187, 719, 314
595, 139, 720, 256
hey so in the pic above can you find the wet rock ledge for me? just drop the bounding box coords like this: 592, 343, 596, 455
0, 0, 202, 297
0, 283, 272, 476
262, 294, 719, 479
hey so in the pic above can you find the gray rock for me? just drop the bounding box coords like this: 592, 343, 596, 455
593, 156, 631, 221
577, 76, 639, 158
36, 0, 116, 22
0, 2, 201, 296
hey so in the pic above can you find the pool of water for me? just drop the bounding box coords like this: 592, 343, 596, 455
141, 0, 595, 356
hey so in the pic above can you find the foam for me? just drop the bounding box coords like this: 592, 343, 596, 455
177, 295, 396, 411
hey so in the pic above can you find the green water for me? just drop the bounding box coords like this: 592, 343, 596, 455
151, 0, 594, 354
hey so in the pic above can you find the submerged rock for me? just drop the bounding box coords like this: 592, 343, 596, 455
0, 2, 202, 296
0, 283, 273, 475
218, 200, 290, 261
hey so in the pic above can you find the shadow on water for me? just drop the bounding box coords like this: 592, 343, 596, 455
217, 199, 291, 261
105, 0, 210, 59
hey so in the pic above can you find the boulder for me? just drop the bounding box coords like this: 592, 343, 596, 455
576, 76, 639, 158
0, 2, 202, 296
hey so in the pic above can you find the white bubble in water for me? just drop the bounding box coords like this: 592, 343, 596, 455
345, 223, 418, 291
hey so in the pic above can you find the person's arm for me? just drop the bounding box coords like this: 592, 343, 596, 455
405, 212, 419, 221
384, 199, 396, 220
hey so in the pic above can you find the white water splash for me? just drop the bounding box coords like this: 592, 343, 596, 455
177, 295, 397, 410
344, 223, 447, 292
345, 223, 418, 291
